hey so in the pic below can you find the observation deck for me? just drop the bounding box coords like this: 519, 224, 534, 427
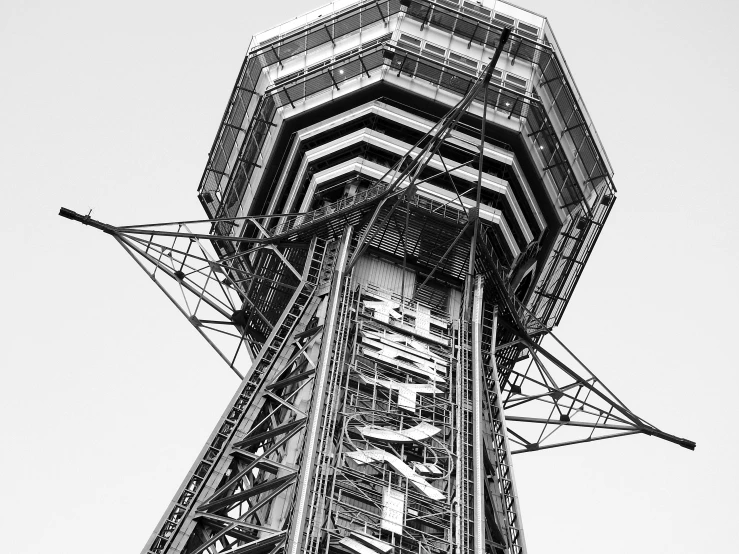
196, 0, 616, 330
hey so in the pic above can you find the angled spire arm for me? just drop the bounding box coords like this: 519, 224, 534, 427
60, 207, 275, 244
59, 207, 320, 372
495, 310, 695, 452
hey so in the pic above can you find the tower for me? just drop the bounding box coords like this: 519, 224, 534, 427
60, 1, 694, 553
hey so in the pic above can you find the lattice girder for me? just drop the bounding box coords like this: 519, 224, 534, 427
493, 322, 695, 454
59, 209, 318, 371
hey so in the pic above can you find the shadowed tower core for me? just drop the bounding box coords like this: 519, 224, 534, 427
60, 1, 695, 554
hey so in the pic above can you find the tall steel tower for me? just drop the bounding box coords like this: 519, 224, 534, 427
61, 1, 694, 553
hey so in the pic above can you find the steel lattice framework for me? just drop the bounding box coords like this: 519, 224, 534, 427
61, 2, 694, 554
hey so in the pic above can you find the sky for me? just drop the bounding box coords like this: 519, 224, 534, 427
1, 0, 737, 552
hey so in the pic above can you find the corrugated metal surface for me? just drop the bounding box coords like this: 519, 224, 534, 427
353, 255, 415, 298
448, 288, 463, 319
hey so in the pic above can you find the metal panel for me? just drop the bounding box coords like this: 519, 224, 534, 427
381, 486, 405, 534
353, 255, 415, 298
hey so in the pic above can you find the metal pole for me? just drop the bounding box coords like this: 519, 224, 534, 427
286, 227, 353, 554
468, 28, 510, 305
471, 276, 486, 554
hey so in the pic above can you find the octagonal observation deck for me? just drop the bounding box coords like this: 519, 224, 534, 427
195, 0, 616, 330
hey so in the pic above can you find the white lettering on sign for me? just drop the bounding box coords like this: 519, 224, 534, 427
415, 304, 432, 339
339, 532, 393, 554
381, 486, 405, 534
360, 375, 441, 412
359, 421, 441, 443
362, 293, 449, 344
346, 289, 454, 544
369, 330, 449, 368
362, 297, 402, 324
367, 329, 447, 360
360, 330, 448, 382
412, 462, 443, 477
345, 449, 445, 500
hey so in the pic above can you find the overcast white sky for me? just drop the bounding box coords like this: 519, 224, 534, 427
1, 0, 737, 552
